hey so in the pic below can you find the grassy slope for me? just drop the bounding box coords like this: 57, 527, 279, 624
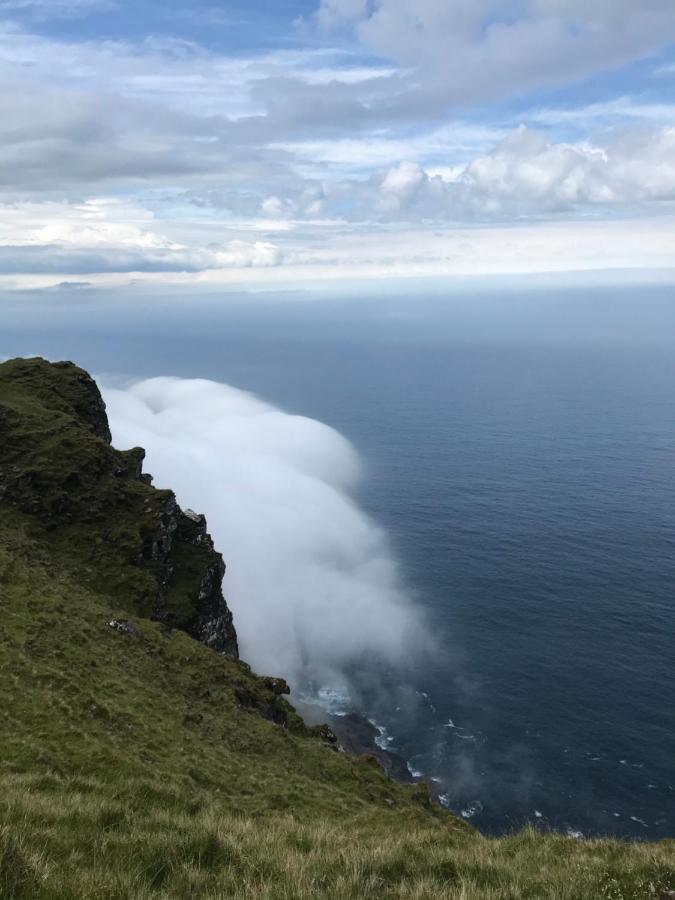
0, 358, 673, 899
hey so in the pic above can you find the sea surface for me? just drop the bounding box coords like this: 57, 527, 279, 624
3, 282, 675, 838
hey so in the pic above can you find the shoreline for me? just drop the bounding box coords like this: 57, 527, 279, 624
293, 698, 447, 804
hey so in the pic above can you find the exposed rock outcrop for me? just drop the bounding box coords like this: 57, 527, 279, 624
55, 362, 112, 443
295, 701, 416, 784
0, 356, 238, 659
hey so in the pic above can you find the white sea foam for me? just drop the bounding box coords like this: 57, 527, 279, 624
371, 721, 395, 749
461, 800, 484, 820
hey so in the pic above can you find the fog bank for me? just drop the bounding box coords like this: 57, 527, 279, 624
104, 376, 428, 696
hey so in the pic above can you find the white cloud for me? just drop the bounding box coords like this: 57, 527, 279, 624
0, 198, 283, 273
271, 122, 506, 174
2, 122, 675, 287
316, 0, 675, 104
0, 6, 673, 287
450, 125, 675, 214
4, 213, 675, 292
257, 126, 675, 221
0, 26, 400, 194
529, 97, 675, 129
283, 217, 675, 280
301, 64, 399, 85
104, 376, 429, 693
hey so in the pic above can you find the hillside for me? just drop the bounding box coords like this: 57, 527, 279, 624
0, 356, 673, 899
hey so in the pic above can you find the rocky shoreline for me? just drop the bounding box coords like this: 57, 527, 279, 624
293, 699, 446, 801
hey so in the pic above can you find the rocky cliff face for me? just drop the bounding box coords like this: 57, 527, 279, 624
143, 498, 238, 657
0, 356, 238, 658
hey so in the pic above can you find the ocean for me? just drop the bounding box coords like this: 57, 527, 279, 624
3, 280, 675, 838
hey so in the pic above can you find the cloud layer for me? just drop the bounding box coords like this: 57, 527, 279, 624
1, 1, 675, 286
341, 126, 675, 219
317, 0, 675, 104
104, 376, 428, 694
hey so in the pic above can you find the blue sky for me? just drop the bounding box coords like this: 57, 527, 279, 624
1, 0, 675, 290
8, 1, 313, 50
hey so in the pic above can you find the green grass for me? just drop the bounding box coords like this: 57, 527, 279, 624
1, 773, 674, 899
0, 357, 673, 898
0, 522, 433, 816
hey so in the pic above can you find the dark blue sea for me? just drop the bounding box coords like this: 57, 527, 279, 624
3, 281, 675, 839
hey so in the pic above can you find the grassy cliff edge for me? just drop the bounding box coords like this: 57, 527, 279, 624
0, 358, 673, 899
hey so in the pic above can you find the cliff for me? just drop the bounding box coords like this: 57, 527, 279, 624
0, 357, 672, 900
0, 357, 237, 657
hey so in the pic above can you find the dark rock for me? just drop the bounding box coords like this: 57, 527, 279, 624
189, 553, 239, 657
181, 509, 211, 547
132, 496, 237, 657
140, 494, 179, 563
119, 446, 146, 479
53, 361, 112, 443
311, 723, 338, 744
294, 702, 415, 784
262, 677, 291, 696
184, 508, 206, 526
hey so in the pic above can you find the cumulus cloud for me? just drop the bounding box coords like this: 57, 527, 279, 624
395, 125, 675, 216
2, 122, 675, 289
1, 2, 674, 285
103, 376, 429, 694
255, 126, 675, 222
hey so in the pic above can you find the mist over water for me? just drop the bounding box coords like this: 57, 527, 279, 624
3, 282, 675, 839
104, 376, 429, 696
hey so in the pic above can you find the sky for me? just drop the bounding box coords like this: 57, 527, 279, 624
1, 0, 675, 291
